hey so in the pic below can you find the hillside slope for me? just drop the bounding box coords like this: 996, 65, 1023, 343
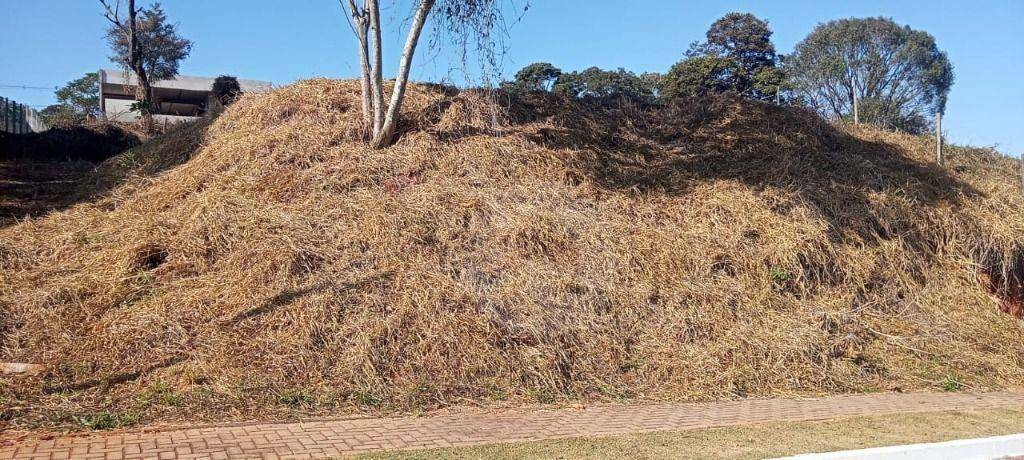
1, 80, 1023, 429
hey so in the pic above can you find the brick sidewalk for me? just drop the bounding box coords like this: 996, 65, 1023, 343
3, 391, 1024, 459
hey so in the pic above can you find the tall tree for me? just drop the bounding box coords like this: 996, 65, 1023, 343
785, 17, 953, 134
340, 0, 520, 148
699, 13, 778, 76
39, 72, 101, 127
101, 1, 192, 132
663, 12, 785, 102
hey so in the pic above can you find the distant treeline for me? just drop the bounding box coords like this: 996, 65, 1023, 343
504, 14, 953, 135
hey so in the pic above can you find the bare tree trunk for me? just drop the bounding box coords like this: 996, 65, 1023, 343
137, 71, 154, 133
851, 74, 859, 124
347, 1, 373, 127
935, 111, 943, 165
126, 0, 154, 133
366, 0, 385, 135
371, 0, 435, 148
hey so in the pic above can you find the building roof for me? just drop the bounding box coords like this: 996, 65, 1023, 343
99, 69, 272, 93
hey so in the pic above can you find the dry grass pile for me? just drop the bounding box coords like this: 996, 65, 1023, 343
1, 79, 1023, 430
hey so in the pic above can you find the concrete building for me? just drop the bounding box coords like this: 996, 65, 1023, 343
99, 69, 272, 123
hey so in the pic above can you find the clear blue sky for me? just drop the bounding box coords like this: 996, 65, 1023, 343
2, 1, 1021, 154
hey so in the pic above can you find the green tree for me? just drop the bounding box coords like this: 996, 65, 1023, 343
660, 55, 744, 100
785, 17, 953, 134
699, 13, 777, 74
553, 67, 655, 102
102, 1, 193, 132
39, 72, 100, 127
663, 13, 784, 102
512, 62, 562, 92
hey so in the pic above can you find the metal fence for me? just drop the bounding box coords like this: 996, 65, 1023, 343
1, 96, 48, 134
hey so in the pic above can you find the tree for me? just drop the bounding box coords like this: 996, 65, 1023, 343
512, 62, 562, 92
663, 13, 784, 102
39, 73, 100, 127
340, 0, 519, 149
552, 67, 656, 102
660, 55, 743, 100
101, 1, 192, 132
212, 75, 242, 106
785, 17, 953, 134
700, 13, 777, 76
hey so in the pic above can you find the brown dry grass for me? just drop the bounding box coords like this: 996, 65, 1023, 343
1, 79, 1022, 430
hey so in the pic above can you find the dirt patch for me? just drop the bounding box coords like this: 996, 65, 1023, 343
980, 268, 1024, 319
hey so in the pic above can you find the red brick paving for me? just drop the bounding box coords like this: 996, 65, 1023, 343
3, 391, 1024, 459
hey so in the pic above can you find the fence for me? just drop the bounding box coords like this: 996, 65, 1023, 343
1, 96, 49, 134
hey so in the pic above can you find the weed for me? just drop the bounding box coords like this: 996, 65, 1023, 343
349, 391, 385, 408
770, 268, 792, 283
278, 390, 314, 407
527, 389, 557, 404
143, 381, 183, 406
941, 376, 965, 392
73, 411, 138, 430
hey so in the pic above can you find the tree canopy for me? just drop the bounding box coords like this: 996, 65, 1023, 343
105, 3, 193, 83
39, 73, 100, 127
212, 75, 242, 106
512, 62, 562, 92
786, 17, 953, 133
661, 13, 784, 101
552, 67, 657, 102
700, 12, 778, 74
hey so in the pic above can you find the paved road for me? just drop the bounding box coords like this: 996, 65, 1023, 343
3, 391, 1024, 459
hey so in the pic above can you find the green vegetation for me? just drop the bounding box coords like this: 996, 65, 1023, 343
663, 12, 787, 101
552, 66, 658, 102
143, 381, 183, 406
104, 3, 193, 83
72, 411, 139, 430
508, 13, 953, 136
278, 390, 315, 407
941, 376, 966, 392
39, 72, 100, 127
509, 62, 561, 92
786, 17, 954, 133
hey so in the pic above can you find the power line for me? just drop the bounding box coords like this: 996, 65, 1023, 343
0, 84, 54, 90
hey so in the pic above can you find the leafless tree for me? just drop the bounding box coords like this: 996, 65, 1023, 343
340, 0, 521, 148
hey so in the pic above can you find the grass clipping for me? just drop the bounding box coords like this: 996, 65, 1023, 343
1, 80, 1023, 429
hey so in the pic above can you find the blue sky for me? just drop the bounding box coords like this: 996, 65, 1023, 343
2, 1, 1021, 154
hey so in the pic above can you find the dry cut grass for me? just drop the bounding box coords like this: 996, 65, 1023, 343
1, 80, 1022, 430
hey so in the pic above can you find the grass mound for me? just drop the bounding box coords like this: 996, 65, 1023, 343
1, 80, 1022, 430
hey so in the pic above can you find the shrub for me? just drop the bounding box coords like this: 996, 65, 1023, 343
212, 75, 242, 106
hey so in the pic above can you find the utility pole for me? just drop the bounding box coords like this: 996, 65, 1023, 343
851, 75, 859, 124
935, 111, 943, 165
